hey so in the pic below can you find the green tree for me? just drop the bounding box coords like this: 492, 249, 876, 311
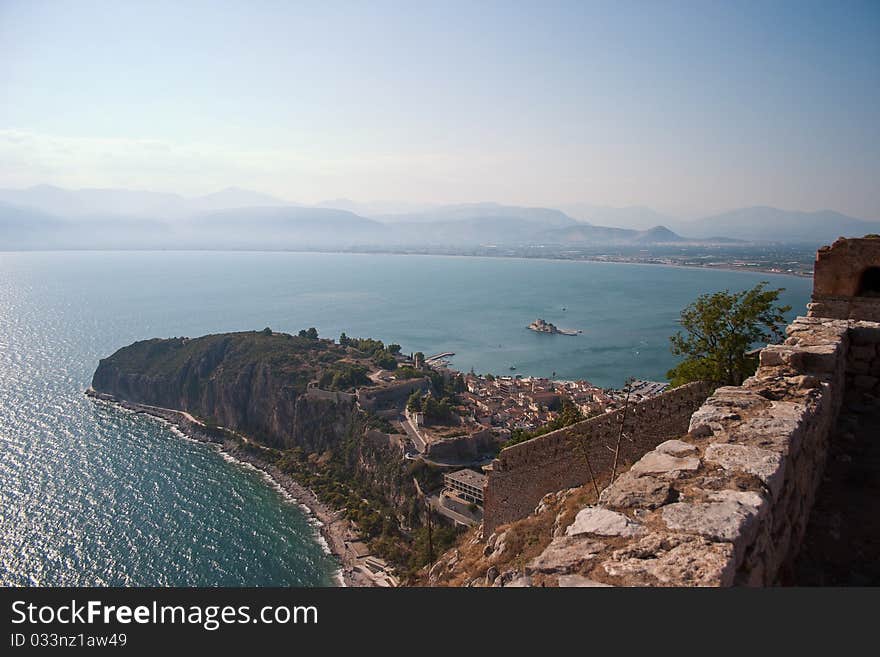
373, 349, 398, 370
407, 390, 423, 413
306, 327, 319, 340
667, 282, 790, 387
387, 343, 402, 355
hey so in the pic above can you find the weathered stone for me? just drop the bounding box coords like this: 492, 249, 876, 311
661, 491, 764, 564
483, 380, 714, 534
602, 533, 735, 586
599, 471, 673, 509
566, 507, 644, 538
799, 343, 843, 374
688, 397, 749, 436
630, 450, 700, 475
851, 325, 880, 345
503, 574, 532, 587
527, 536, 607, 574
704, 443, 784, 499
557, 574, 612, 587
812, 237, 880, 316
760, 345, 804, 370
656, 439, 697, 456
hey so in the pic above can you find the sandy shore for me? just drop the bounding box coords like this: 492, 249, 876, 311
85, 389, 395, 587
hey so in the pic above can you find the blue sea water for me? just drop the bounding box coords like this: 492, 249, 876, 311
0, 251, 811, 586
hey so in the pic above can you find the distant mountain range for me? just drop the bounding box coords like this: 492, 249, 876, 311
0, 184, 290, 219
1, 185, 878, 250
673, 206, 880, 243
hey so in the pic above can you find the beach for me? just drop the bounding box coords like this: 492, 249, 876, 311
84, 389, 396, 588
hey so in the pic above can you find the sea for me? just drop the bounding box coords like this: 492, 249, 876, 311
0, 251, 812, 586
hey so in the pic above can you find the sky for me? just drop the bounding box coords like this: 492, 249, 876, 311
1, 0, 878, 218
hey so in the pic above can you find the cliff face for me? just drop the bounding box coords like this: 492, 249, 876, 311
92, 332, 356, 451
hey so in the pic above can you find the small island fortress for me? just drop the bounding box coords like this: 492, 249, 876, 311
527, 318, 580, 336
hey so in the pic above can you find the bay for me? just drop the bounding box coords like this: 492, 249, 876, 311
0, 251, 811, 586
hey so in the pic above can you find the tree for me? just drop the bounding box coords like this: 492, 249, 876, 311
261, 327, 272, 336
407, 390, 423, 413
373, 349, 398, 370
339, 332, 349, 346
667, 282, 790, 387
387, 343, 402, 355
306, 327, 319, 340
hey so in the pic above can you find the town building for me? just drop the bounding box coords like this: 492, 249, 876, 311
443, 468, 486, 504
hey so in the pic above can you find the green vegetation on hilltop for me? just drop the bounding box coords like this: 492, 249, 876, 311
318, 363, 371, 391
407, 392, 456, 424
394, 366, 426, 380
339, 333, 400, 370
97, 330, 346, 394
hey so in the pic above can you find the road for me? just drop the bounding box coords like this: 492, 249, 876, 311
400, 414, 427, 453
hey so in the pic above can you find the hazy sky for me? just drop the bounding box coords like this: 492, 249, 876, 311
1, 0, 878, 218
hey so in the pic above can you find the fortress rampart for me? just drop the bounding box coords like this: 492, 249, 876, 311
357, 377, 431, 412
500, 236, 880, 586
483, 381, 714, 533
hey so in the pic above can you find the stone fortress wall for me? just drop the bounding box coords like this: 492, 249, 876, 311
483, 381, 714, 533
809, 236, 880, 321
500, 236, 880, 586
357, 377, 431, 413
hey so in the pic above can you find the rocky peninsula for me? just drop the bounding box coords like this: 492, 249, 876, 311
88, 329, 435, 586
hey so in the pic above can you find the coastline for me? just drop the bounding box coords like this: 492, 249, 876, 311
4, 247, 812, 279
85, 389, 394, 588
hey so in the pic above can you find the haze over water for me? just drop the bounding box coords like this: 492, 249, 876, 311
0, 251, 811, 586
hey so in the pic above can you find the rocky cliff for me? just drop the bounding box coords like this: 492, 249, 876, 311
92, 331, 359, 451
91, 330, 422, 550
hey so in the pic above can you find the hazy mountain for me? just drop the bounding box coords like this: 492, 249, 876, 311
389, 216, 562, 245
184, 188, 293, 214
316, 199, 437, 216
540, 223, 637, 244
0, 185, 292, 219
2, 185, 876, 249
375, 203, 579, 228
0, 201, 173, 249
539, 223, 691, 245
561, 204, 678, 231
184, 206, 385, 249
0, 201, 68, 249
680, 206, 880, 243
631, 225, 686, 243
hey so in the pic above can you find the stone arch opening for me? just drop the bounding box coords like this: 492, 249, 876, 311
857, 267, 880, 297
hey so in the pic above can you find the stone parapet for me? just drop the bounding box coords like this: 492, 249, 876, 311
519, 317, 880, 586
483, 381, 713, 534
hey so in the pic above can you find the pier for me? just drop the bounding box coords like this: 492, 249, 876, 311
425, 351, 455, 364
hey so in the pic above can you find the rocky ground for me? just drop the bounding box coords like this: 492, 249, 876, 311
791, 391, 880, 586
